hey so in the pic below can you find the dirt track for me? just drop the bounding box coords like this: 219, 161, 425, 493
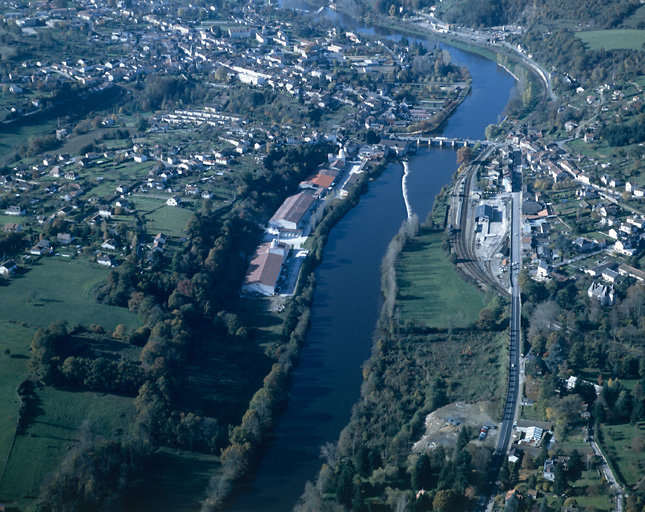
412, 401, 500, 452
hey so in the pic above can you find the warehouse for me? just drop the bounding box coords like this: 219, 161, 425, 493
269, 191, 316, 235
242, 240, 288, 296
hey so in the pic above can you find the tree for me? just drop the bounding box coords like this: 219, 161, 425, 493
499, 459, 511, 489
485, 123, 503, 140
456, 426, 471, 452
411, 453, 432, 490
563, 497, 578, 508
351, 480, 366, 511
365, 129, 380, 144
433, 489, 457, 512
113, 324, 128, 340
568, 450, 583, 481
615, 390, 633, 421
504, 494, 519, 512
336, 462, 354, 507
456, 146, 473, 166
553, 463, 568, 494
38, 440, 142, 511
354, 445, 371, 477
521, 454, 535, 470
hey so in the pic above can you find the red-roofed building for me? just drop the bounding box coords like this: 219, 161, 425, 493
300, 173, 335, 189
242, 240, 288, 296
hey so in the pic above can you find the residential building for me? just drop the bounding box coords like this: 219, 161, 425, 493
587, 281, 615, 306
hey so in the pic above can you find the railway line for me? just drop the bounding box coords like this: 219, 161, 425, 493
448, 148, 523, 511
450, 149, 508, 297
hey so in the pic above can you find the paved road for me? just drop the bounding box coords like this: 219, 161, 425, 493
473, 168, 522, 512
590, 440, 626, 512
411, 13, 556, 103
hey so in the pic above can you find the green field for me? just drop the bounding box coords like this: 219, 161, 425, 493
600, 421, 645, 488
0, 323, 36, 491
0, 119, 59, 163
130, 196, 194, 237
124, 448, 220, 512
0, 386, 135, 509
623, 5, 645, 28
396, 228, 485, 328
0, 257, 139, 331
576, 29, 645, 50
145, 204, 194, 238
0, 257, 139, 509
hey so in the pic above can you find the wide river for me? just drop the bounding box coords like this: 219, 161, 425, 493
227, 5, 517, 511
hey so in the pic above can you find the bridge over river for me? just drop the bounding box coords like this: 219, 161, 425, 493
394, 134, 489, 147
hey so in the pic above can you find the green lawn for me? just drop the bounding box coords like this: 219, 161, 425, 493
576, 29, 645, 50
600, 421, 645, 488
0, 257, 139, 331
569, 470, 611, 511
0, 213, 27, 226
131, 195, 195, 237
574, 495, 611, 511
132, 195, 168, 212
0, 386, 135, 509
396, 228, 485, 329
145, 205, 194, 238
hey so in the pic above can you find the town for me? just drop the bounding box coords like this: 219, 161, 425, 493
0, 0, 643, 511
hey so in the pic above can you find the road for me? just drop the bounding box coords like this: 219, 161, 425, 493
590, 440, 626, 512
473, 167, 522, 512
410, 13, 556, 103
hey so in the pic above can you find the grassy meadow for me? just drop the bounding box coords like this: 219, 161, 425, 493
0, 387, 135, 509
396, 227, 485, 329
576, 29, 645, 50
0, 257, 139, 331
124, 448, 220, 512
0, 256, 140, 510
600, 421, 645, 489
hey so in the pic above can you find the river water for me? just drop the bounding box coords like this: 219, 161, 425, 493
227, 6, 516, 511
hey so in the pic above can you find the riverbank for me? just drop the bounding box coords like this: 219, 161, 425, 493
202, 160, 389, 511
221, 3, 517, 509
292, 207, 509, 511
321, 4, 546, 111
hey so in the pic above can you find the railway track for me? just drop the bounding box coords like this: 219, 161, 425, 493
451, 153, 508, 297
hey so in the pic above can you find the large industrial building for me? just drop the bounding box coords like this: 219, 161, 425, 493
242, 240, 288, 296
268, 191, 316, 237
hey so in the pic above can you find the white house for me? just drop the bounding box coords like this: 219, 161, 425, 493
588, 281, 615, 306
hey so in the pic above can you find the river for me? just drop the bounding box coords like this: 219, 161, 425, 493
226, 5, 517, 511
